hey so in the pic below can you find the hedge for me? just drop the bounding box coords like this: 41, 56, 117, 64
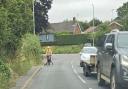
41, 34, 92, 46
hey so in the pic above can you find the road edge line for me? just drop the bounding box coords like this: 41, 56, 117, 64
20, 66, 42, 89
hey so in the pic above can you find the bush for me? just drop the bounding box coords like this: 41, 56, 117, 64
10, 33, 42, 76
21, 33, 42, 64
0, 59, 11, 89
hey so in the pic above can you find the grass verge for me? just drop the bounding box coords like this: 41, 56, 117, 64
42, 45, 83, 54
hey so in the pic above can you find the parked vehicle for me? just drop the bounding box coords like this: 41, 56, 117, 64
84, 43, 92, 47
97, 31, 128, 89
80, 46, 97, 76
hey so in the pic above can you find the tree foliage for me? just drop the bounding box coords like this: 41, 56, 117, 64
78, 21, 89, 31
35, 0, 53, 33
0, 0, 33, 58
0, 1, 42, 88
89, 18, 102, 26
95, 22, 110, 46
0, 59, 11, 89
116, 2, 128, 30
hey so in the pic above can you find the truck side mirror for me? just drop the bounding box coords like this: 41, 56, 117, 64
105, 43, 112, 50
79, 52, 82, 55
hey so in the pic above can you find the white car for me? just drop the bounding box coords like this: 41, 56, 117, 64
80, 46, 97, 76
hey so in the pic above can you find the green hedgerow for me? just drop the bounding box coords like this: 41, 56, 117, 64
0, 59, 11, 89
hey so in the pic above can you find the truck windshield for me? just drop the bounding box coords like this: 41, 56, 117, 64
118, 33, 128, 48
83, 47, 97, 54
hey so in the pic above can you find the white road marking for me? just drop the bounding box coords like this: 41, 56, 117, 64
71, 62, 73, 69
72, 65, 74, 69
73, 69, 77, 74
78, 75, 86, 84
71, 62, 86, 84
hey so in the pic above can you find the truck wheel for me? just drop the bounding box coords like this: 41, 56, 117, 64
97, 64, 105, 86
83, 65, 89, 77
80, 62, 83, 67
110, 69, 120, 89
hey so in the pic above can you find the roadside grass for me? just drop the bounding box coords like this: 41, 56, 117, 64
7, 54, 42, 89
42, 45, 83, 54
0, 34, 42, 89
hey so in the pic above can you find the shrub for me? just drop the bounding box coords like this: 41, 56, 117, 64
0, 59, 11, 89
21, 33, 42, 63
10, 33, 42, 76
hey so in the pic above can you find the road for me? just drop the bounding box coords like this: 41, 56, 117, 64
27, 54, 109, 89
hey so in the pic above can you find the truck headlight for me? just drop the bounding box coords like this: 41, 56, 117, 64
121, 55, 128, 77
121, 55, 128, 67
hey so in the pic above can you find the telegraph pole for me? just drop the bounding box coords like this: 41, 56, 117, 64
89, 0, 95, 46
33, 0, 35, 35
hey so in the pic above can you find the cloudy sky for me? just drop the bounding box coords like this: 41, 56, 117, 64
48, 0, 128, 23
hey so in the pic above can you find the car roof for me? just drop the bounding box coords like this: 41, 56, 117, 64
105, 31, 128, 36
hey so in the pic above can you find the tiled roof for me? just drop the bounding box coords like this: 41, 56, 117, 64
84, 27, 97, 33
49, 21, 75, 33
109, 21, 123, 27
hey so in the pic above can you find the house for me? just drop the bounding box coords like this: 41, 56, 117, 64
83, 21, 122, 34
83, 27, 97, 34
48, 18, 82, 35
109, 21, 123, 31
72, 22, 82, 35
49, 21, 74, 33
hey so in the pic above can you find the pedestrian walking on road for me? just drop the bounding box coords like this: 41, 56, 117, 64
45, 46, 53, 65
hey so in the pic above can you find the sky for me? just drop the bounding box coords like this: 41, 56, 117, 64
48, 0, 128, 23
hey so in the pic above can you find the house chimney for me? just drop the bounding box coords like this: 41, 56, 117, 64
73, 17, 76, 23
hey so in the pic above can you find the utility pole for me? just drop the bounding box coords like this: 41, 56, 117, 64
89, 0, 95, 46
33, 0, 35, 35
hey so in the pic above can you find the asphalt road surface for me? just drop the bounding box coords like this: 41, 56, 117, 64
27, 54, 110, 89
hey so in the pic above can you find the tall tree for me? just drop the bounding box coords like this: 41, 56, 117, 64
117, 2, 128, 18
116, 2, 128, 30
35, 0, 53, 33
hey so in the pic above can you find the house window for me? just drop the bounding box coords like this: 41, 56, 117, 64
46, 35, 49, 40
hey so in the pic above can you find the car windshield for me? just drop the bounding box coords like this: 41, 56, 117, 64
118, 33, 128, 48
83, 47, 97, 54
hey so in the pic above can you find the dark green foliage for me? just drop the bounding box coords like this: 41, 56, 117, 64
0, 0, 42, 88
0, 0, 34, 59
35, 0, 53, 33
0, 59, 11, 89
95, 22, 110, 46
117, 2, 128, 18
116, 2, 128, 30
89, 18, 102, 26
78, 21, 89, 31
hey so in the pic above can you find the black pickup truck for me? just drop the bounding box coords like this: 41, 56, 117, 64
97, 31, 128, 89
